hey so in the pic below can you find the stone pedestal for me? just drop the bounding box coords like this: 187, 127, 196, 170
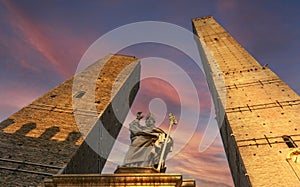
44, 168, 196, 187
44, 173, 195, 187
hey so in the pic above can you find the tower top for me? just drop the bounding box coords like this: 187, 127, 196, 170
192, 15, 214, 22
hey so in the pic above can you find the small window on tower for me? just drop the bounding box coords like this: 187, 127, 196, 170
74, 91, 86, 98
282, 135, 298, 148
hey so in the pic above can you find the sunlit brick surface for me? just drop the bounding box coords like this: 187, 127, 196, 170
193, 16, 300, 186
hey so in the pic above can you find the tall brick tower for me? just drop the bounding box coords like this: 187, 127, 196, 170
0, 54, 141, 186
193, 16, 300, 186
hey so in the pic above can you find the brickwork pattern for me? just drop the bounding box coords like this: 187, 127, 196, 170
193, 16, 300, 186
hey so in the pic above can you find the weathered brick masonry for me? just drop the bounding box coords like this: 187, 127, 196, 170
0, 54, 140, 186
193, 16, 300, 186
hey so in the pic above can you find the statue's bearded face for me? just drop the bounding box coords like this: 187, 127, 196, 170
145, 113, 156, 127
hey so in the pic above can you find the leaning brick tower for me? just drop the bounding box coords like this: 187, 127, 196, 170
193, 16, 300, 186
0, 54, 140, 186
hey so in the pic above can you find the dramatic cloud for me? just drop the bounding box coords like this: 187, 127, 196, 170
0, 0, 92, 120
168, 132, 233, 186
2, 0, 89, 78
0, 83, 42, 120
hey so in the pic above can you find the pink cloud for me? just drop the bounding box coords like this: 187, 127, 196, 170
141, 78, 180, 104
216, 0, 238, 11
168, 131, 233, 186
19, 59, 41, 73
0, 83, 43, 121
2, 0, 89, 78
138, 77, 212, 113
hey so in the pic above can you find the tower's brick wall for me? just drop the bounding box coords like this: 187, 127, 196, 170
193, 16, 300, 186
0, 54, 140, 186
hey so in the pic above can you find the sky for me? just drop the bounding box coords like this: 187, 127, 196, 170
1, 0, 300, 186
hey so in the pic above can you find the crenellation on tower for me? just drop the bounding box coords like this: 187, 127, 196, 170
193, 16, 300, 186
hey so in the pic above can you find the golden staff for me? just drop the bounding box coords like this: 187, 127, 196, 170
157, 113, 177, 172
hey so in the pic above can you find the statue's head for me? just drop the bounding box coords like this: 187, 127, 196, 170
145, 113, 156, 128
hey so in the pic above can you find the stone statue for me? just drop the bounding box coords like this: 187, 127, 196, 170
123, 112, 173, 170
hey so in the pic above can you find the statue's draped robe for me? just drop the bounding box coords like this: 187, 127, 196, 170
123, 119, 173, 167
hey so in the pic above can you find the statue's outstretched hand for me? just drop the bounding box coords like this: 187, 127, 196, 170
136, 112, 144, 120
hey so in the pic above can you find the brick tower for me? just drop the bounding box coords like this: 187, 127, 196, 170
193, 16, 300, 186
0, 54, 141, 186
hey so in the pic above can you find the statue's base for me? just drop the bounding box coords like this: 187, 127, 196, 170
44, 172, 195, 187
114, 166, 160, 174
